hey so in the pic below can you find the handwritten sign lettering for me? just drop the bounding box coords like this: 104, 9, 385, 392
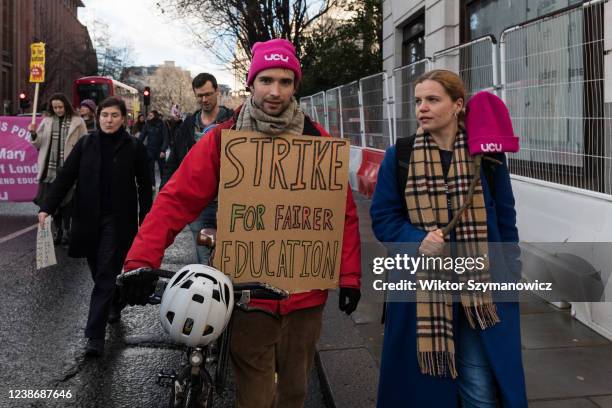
215, 130, 350, 292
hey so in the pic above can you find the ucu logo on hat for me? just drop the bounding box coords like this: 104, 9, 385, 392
466, 91, 520, 155
264, 53, 289, 62
480, 143, 502, 152
247, 39, 303, 86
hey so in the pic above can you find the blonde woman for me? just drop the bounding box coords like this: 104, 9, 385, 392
371, 70, 527, 407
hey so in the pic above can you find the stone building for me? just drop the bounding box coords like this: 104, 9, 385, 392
0, 0, 97, 115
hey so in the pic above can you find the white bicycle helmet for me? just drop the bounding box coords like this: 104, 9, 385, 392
160, 264, 234, 347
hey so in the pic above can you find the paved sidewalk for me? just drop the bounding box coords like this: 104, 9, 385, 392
316, 193, 612, 408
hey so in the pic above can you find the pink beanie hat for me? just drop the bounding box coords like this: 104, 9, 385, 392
247, 39, 302, 86
465, 91, 519, 155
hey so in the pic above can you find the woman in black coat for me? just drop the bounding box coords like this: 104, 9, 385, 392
38, 96, 152, 356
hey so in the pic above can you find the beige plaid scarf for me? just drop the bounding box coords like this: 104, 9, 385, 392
404, 132, 499, 378
44, 116, 71, 183
235, 96, 305, 136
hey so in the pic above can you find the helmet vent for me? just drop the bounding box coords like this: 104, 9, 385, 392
171, 270, 190, 288
183, 318, 194, 335
192, 294, 204, 303
196, 273, 218, 284
166, 311, 175, 324
224, 284, 230, 304
212, 289, 220, 302
203, 325, 214, 336
181, 280, 193, 289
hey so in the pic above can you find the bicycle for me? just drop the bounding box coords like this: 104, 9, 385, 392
117, 229, 288, 408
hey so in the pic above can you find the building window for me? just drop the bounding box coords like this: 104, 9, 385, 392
402, 13, 425, 67
464, 0, 583, 41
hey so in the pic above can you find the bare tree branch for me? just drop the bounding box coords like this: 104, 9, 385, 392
157, 0, 338, 84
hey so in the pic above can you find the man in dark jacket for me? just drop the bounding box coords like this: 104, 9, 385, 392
140, 110, 169, 189
161, 73, 233, 264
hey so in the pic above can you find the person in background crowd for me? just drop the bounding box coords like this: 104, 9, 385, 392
132, 113, 145, 138
171, 102, 180, 119
121, 39, 362, 408
164, 116, 182, 154
370, 69, 526, 408
139, 110, 169, 189
79, 99, 97, 132
38, 96, 152, 357
28, 93, 88, 245
160, 72, 233, 264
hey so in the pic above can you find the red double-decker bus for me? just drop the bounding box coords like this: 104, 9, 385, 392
72, 76, 140, 123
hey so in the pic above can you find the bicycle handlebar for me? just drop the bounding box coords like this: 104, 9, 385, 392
117, 267, 289, 305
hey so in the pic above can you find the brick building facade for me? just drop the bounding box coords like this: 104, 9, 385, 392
1, 0, 97, 115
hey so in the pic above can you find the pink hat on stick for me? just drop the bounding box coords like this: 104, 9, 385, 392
465, 91, 519, 155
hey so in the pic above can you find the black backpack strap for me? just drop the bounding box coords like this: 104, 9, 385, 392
381, 134, 416, 325
395, 134, 416, 215
482, 154, 502, 202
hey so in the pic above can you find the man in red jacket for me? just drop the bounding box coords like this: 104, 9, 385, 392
123, 38, 361, 408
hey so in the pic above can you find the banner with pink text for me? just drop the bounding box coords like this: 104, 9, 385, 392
0, 116, 40, 202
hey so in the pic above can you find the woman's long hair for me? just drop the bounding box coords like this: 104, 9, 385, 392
132, 114, 145, 134
414, 69, 467, 127
47, 93, 76, 118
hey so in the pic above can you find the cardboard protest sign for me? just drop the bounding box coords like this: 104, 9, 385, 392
29, 42, 45, 83
214, 130, 350, 293
0, 116, 40, 202
36, 217, 57, 269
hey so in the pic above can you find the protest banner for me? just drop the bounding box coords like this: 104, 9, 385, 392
0, 116, 40, 202
214, 130, 350, 293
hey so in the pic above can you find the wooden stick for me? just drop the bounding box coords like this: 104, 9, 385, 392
31, 82, 40, 126
441, 154, 482, 237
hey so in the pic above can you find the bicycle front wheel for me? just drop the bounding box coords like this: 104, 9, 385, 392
185, 370, 214, 408
214, 323, 232, 392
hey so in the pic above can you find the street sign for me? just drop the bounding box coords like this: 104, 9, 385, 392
29, 42, 45, 83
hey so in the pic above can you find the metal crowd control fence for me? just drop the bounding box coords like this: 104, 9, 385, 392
299, 0, 611, 196
431, 35, 498, 98
359, 73, 393, 150
299, 96, 313, 119
339, 81, 362, 147
500, 0, 610, 195
311, 92, 327, 130
325, 86, 342, 138
392, 59, 430, 142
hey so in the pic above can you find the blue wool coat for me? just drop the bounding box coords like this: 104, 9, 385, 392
370, 145, 528, 408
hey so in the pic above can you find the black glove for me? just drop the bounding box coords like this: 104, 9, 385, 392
338, 287, 361, 315
118, 270, 159, 306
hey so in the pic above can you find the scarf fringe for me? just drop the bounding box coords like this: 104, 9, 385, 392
418, 351, 458, 379
463, 301, 500, 330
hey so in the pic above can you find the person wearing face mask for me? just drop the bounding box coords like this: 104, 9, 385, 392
28, 93, 88, 245
370, 70, 526, 408
121, 39, 362, 408
37, 96, 152, 357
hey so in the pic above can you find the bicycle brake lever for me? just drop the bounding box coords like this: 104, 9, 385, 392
237, 290, 251, 307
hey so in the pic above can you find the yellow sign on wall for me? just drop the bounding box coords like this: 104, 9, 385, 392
29, 43, 46, 83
